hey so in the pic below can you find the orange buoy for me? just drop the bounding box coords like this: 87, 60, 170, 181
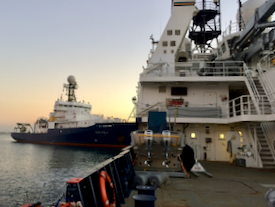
99, 171, 116, 207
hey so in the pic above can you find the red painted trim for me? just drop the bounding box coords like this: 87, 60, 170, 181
67, 178, 84, 184
15, 140, 128, 148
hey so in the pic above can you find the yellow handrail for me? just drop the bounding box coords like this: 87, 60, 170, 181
138, 134, 179, 146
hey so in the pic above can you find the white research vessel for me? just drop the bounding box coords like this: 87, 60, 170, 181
130, 0, 275, 169
11, 76, 137, 148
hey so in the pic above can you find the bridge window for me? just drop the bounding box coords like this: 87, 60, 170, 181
171, 87, 187, 96
175, 30, 180, 35
167, 30, 172, 35
162, 41, 168, 46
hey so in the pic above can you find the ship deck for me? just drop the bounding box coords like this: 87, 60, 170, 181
123, 161, 275, 207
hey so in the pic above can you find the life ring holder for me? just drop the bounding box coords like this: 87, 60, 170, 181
99, 171, 116, 207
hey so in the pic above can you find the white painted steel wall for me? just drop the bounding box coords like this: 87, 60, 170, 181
147, 1, 195, 75
138, 82, 229, 117
184, 124, 231, 162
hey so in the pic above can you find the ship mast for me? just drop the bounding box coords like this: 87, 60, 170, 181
64, 75, 78, 102
189, 0, 221, 53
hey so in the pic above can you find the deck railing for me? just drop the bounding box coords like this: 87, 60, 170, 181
64, 147, 136, 207
260, 122, 275, 164
243, 64, 260, 100
195, 0, 220, 11
229, 95, 272, 117
221, 22, 241, 38
258, 53, 275, 71
142, 60, 250, 77
246, 124, 263, 168
175, 61, 247, 77
138, 95, 273, 120
257, 62, 275, 113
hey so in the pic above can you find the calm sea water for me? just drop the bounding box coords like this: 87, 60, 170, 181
0, 134, 121, 207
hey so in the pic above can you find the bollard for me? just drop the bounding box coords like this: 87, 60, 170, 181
136, 185, 156, 196
133, 194, 157, 207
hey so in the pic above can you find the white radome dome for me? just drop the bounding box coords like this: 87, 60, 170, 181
67, 75, 76, 84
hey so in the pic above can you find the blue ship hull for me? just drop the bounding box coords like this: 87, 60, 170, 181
11, 123, 137, 148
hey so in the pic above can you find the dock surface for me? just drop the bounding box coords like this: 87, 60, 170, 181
124, 161, 275, 207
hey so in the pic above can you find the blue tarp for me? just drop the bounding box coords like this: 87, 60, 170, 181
148, 111, 167, 133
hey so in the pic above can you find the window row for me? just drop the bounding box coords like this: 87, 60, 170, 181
159, 86, 187, 96
162, 41, 176, 47
58, 104, 91, 110
163, 50, 174, 54
167, 30, 181, 35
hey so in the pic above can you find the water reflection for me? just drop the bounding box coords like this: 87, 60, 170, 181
0, 134, 120, 206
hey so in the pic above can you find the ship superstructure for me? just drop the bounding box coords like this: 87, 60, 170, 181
48, 75, 106, 130
133, 0, 275, 168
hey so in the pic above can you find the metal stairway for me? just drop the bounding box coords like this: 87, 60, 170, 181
256, 125, 275, 169
252, 77, 272, 114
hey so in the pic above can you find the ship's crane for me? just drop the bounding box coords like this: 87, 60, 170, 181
231, 0, 275, 62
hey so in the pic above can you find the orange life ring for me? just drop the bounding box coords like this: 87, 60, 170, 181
99, 171, 116, 207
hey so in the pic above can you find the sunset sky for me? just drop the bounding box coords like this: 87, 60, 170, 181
0, 0, 257, 131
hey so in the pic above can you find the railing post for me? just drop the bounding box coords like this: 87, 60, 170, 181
223, 62, 225, 76
233, 100, 236, 117
226, 101, 229, 118
263, 96, 265, 114
241, 96, 244, 115
248, 97, 251, 115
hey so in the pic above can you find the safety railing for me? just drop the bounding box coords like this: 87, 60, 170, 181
229, 96, 256, 117
243, 64, 260, 100
257, 62, 275, 113
190, 19, 221, 32
141, 61, 250, 78
228, 95, 272, 117
195, 0, 220, 11
63, 147, 136, 207
141, 63, 164, 77
175, 60, 246, 77
258, 53, 275, 71
221, 22, 242, 38
260, 123, 275, 164
246, 124, 263, 168
197, 61, 245, 76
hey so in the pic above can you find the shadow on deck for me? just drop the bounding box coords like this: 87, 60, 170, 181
124, 161, 275, 207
